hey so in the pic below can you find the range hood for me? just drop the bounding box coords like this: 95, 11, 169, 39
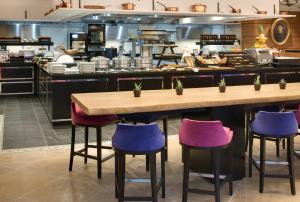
42, 8, 295, 24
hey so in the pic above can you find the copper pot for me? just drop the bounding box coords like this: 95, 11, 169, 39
122, 2, 136, 10
252, 6, 267, 14
157, 2, 178, 12
228, 5, 241, 14
191, 4, 207, 13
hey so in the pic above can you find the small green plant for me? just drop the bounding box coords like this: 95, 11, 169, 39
254, 75, 261, 85
134, 82, 142, 91
219, 77, 226, 86
176, 79, 183, 89
280, 78, 286, 83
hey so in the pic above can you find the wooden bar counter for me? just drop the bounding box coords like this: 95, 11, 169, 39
71, 83, 300, 180
72, 83, 300, 116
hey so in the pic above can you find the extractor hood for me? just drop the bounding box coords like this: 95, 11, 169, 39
42, 8, 295, 24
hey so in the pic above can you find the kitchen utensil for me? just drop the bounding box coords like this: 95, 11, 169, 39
252, 6, 267, 14
113, 56, 131, 69
191, 4, 207, 13
121, 2, 136, 10
228, 5, 241, 13
156, 2, 178, 12
135, 57, 153, 69
84, 5, 111, 9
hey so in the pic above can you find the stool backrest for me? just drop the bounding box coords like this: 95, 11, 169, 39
112, 123, 165, 153
251, 111, 298, 137
179, 119, 231, 148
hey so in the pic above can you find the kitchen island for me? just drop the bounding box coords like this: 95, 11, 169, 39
38, 65, 300, 124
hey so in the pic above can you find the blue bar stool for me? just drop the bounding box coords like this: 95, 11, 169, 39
249, 111, 298, 194
112, 123, 166, 202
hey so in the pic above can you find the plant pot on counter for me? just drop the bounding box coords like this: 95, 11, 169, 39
133, 90, 141, 97
279, 82, 287, 89
254, 84, 261, 91
176, 88, 183, 95
219, 85, 226, 93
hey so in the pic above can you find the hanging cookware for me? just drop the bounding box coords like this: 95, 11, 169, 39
156, 1, 179, 12
252, 6, 267, 14
191, 4, 207, 13
228, 5, 241, 14
84, 5, 111, 9
121, 2, 136, 10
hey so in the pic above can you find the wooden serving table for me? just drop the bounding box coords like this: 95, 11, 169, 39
72, 83, 300, 180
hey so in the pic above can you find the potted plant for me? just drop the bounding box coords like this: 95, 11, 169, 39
254, 75, 261, 91
218, 77, 226, 93
133, 82, 142, 97
175, 79, 183, 95
279, 78, 287, 89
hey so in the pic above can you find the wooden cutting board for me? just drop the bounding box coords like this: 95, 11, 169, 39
84, 5, 106, 9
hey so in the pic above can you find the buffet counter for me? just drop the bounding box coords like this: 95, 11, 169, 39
38, 65, 300, 124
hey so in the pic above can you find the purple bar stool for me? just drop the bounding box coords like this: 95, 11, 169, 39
112, 123, 165, 202
179, 119, 234, 202
293, 105, 300, 158
69, 102, 117, 178
249, 111, 298, 195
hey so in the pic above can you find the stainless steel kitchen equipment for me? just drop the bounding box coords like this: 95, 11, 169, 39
113, 56, 131, 69
135, 57, 153, 69
244, 48, 273, 65
91, 56, 110, 70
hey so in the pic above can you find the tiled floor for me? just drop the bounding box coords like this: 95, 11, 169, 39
0, 96, 181, 150
1, 136, 300, 202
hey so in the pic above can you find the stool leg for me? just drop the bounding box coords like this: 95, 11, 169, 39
249, 132, 254, 177
276, 138, 280, 158
118, 152, 126, 202
115, 151, 119, 198
161, 149, 166, 198
213, 150, 221, 202
259, 137, 266, 193
69, 124, 76, 172
229, 143, 234, 195
150, 153, 158, 202
146, 155, 150, 171
96, 127, 102, 179
163, 116, 168, 161
182, 146, 190, 202
84, 127, 89, 164
287, 137, 296, 195
282, 138, 286, 149
245, 111, 250, 152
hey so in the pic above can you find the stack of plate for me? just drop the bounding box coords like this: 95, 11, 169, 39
79, 62, 96, 73
49, 64, 66, 74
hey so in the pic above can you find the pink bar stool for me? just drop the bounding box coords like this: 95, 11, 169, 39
69, 102, 118, 178
179, 119, 234, 202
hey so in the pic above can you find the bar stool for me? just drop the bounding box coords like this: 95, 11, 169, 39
69, 102, 117, 178
179, 119, 234, 202
245, 105, 283, 157
112, 123, 165, 202
119, 112, 168, 171
293, 105, 300, 158
249, 111, 298, 195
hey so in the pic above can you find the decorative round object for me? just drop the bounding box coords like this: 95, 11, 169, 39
271, 18, 291, 46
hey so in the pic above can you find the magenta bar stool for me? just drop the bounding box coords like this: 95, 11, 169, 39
249, 111, 298, 194
179, 119, 234, 202
69, 102, 117, 178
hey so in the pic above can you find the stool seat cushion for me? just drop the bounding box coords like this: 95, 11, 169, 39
118, 112, 165, 123
112, 123, 165, 153
251, 111, 298, 138
295, 105, 300, 125
71, 103, 117, 127
179, 119, 233, 148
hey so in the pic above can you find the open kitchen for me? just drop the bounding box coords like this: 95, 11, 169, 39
1, 1, 300, 202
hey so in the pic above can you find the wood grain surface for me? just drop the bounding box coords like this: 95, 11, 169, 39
71, 83, 300, 115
